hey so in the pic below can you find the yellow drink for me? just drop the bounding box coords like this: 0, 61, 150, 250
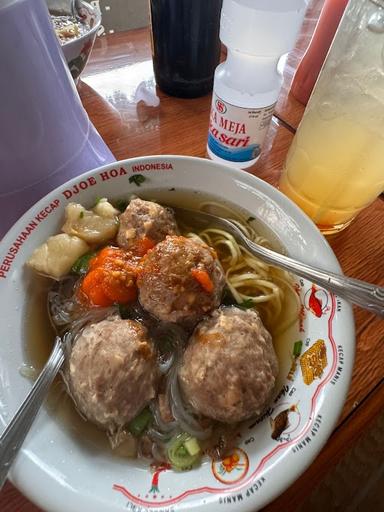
280, 109, 384, 234
279, 0, 384, 234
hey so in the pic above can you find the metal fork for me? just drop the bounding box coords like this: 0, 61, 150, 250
173, 207, 384, 317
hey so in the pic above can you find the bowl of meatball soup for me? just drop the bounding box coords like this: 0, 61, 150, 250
0, 156, 355, 512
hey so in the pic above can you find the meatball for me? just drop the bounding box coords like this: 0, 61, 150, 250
67, 316, 158, 433
178, 307, 278, 423
117, 198, 178, 252
137, 236, 225, 325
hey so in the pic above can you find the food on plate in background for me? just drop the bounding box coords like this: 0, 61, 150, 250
48, 1, 102, 81
51, 14, 90, 43
26, 196, 299, 471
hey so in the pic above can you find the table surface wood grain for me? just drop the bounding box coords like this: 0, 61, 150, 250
2, 0, 384, 510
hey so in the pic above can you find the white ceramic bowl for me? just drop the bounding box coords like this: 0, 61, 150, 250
0, 156, 355, 512
55, 1, 101, 81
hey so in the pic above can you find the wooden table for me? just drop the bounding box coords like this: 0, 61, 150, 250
2, 0, 384, 510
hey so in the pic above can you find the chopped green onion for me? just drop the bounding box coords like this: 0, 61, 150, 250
114, 198, 129, 213
128, 407, 153, 437
71, 251, 96, 275
79, 210, 85, 219
221, 287, 237, 307
293, 340, 303, 358
184, 436, 201, 456
167, 432, 201, 471
177, 445, 188, 456
94, 196, 102, 206
239, 298, 255, 309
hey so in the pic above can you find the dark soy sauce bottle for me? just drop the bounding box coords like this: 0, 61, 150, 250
150, 0, 223, 98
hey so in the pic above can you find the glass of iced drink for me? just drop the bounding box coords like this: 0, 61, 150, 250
279, 0, 384, 235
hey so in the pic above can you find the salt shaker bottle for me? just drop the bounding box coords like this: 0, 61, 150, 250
207, 0, 308, 169
0, 0, 115, 237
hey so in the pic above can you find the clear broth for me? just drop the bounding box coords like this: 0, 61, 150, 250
24, 190, 299, 457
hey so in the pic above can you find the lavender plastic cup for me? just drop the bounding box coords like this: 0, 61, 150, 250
0, 0, 115, 237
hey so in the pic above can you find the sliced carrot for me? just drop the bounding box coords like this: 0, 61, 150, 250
102, 273, 137, 303
90, 246, 120, 269
81, 268, 114, 307
133, 236, 156, 257
81, 246, 138, 306
191, 268, 214, 293
88, 247, 113, 270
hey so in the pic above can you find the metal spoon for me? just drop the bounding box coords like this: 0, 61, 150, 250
45, 0, 80, 17
173, 207, 384, 317
0, 277, 77, 489
70, 0, 80, 18
0, 276, 114, 489
0, 334, 68, 490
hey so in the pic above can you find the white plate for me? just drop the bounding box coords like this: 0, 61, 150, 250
0, 156, 355, 512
